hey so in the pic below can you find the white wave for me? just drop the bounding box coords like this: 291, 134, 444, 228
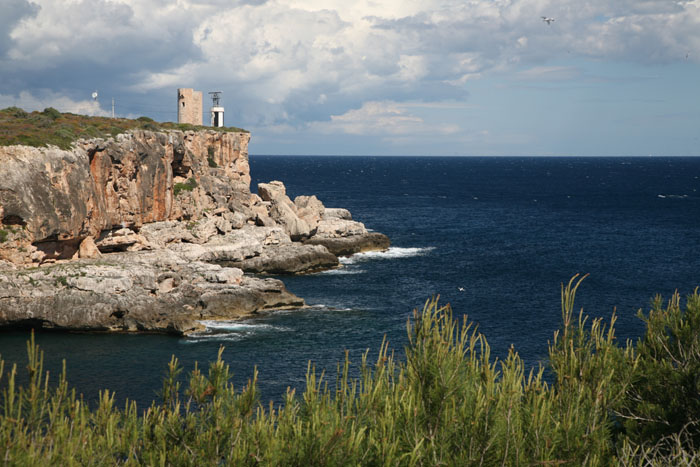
197, 321, 288, 332
341, 246, 435, 264
658, 194, 688, 199
183, 333, 244, 343
318, 267, 365, 275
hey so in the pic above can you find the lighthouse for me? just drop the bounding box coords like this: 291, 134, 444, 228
209, 91, 224, 127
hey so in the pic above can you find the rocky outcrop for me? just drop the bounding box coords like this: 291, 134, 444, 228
0, 129, 390, 334
0, 249, 304, 334
0, 129, 252, 264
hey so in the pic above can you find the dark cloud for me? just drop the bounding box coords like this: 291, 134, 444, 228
0, 0, 39, 57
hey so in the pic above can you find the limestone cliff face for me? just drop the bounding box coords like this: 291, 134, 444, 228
0, 130, 251, 264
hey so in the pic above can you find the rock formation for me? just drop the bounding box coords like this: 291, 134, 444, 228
0, 128, 390, 334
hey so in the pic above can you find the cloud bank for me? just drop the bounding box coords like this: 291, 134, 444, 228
1, 0, 698, 154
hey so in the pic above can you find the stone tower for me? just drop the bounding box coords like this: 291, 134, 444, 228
177, 88, 202, 125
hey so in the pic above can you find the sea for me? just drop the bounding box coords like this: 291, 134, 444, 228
1, 156, 699, 408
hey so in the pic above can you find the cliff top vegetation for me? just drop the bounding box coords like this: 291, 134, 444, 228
0, 106, 248, 150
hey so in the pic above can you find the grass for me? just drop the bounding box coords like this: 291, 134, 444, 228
0, 107, 248, 150
0, 277, 698, 465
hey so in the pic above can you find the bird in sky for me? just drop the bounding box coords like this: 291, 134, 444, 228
458, 287, 465, 292
541, 16, 555, 25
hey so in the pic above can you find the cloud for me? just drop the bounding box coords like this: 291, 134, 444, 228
312, 100, 460, 136
0, 90, 109, 116
1, 0, 698, 140
0, 0, 38, 57
515, 66, 583, 82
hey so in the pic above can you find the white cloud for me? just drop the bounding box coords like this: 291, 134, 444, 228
0, 90, 109, 116
312, 100, 460, 136
515, 66, 583, 81
2, 0, 699, 137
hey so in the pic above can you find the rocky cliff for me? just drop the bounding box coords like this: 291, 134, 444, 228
0, 129, 389, 334
0, 130, 252, 264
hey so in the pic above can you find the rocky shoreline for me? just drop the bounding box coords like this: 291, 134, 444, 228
0, 129, 389, 334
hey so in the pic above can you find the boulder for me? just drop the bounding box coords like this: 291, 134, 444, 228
95, 228, 149, 253
323, 208, 352, 220
270, 200, 311, 240
305, 232, 391, 257
225, 243, 339, 274
78, 236, 102, 259
295, 195, 326, 229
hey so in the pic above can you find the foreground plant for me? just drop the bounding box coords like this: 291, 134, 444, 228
1, 277, 698, 465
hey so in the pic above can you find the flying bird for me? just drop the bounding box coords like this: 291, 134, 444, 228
458, 287, 465, 292
541, 16, 555, 25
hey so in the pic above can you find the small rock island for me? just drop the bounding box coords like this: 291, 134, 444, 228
0, 113, 389, 335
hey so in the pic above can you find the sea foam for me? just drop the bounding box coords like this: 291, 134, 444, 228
340, 246, 435, 265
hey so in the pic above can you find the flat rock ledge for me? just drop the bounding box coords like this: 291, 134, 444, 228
0, 249, 304, 335
304, 232, 391, 257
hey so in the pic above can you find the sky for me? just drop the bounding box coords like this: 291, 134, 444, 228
1, 0, 699, 156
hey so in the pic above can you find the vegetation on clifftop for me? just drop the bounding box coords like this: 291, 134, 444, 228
0, 277, 699, 465
0, 106, 248, 150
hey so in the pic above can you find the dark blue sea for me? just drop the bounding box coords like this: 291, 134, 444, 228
1, 156, 699, 408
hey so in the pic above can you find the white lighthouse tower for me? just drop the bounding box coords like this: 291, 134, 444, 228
209, 91, 224, 127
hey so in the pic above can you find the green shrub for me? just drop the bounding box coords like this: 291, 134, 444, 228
137, 116, 154, 123
173, 177, 198, 196
2, 106, 28, 118
0, 229, 7, 242
54, 276, 68, 287
140, 121, 159, 131
42, 107, 61, 120
1, 279, 698, 464
618, 290, 700, 453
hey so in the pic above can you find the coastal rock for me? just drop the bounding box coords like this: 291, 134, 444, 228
304, 218, 390, 256
95, 227, 150, 253
314, 218, 368, 238
269, 200, 311, 240
304, 232, 391, 257
0, 127, 392, 334
295, 195, 325, 230
323, 208, 352, 220
225, 243, 339, 274
138, 221, 196, 248
257, 181, 314, 240
78, 236, 102, 259
0, 251, 304, 335
257, 181, 291, 207
0, 129, 251, 265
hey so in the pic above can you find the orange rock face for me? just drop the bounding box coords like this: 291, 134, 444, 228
0, 129, 252, 265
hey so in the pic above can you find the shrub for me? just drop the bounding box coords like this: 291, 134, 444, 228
2, 106, 28, 118
1, 279, 698, 464
136, 116, 154, 123
42, 107, 61, 120
0, 229, 7, 242
173, 177, 198, 196
618, 290, 700, 453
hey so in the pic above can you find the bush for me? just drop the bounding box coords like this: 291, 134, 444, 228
2, 106, 28, 118
42, 107, 61, 120
0, 279, 698, 464
173, 177, 198, 196
136, 116, 154, 123
618, 290, 700, 453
